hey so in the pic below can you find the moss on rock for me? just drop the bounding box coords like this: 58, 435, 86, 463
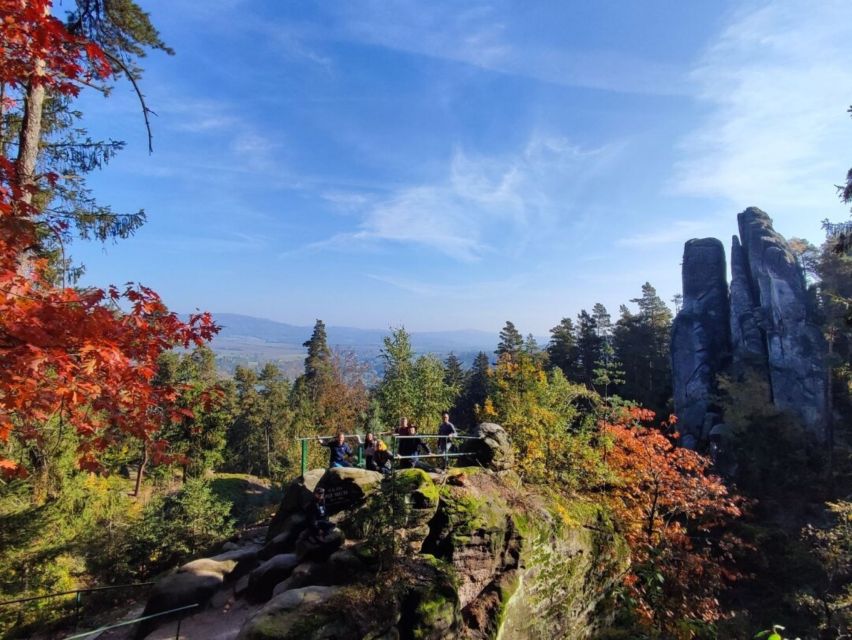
398, 555, 460, 640
393, 469, 439, 508
237, 587, 355, 640
497, 495, 628, 640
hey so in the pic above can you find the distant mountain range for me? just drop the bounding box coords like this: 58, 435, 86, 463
194, 313, 500, 376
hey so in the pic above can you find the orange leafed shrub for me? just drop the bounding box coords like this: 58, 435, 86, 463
602, 407, 746, 638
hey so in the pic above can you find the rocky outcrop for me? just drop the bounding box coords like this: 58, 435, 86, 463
267, 467, 382, 542
460, 423, 515, 471
673, 208, 828, 446
671, 238, 731, 447
138, 429, 627, 640
734, 208, 827, 434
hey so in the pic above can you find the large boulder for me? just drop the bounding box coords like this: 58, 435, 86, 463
134, 571, 223, 639
246, 553, 300, 602
209, 544, 262, 565
267, 467, 382, 541
671, 238, 730, 448
176, 544, 262, 584
236, 586, 348, 640
422, 470, 626, 639
179, 557, 238, 579
497, 498, 628, 640
339, 468, 439, 555
270, 561, 325, 595
392, 469, 441, 554
461, 423, 514, 471
269, 549, 366, 598
266, 469, 324, 541
259, 514, 306, 560
317, 467, 383, 513
423, 471, 518, 612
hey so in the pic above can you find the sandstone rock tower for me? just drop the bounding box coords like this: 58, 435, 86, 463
672, 207, 827, 446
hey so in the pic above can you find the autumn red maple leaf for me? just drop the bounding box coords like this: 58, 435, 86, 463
0, 1, 218, 478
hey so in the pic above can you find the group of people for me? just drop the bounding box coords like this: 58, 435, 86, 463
305, 413, 458, 544
315, 412, 458, 473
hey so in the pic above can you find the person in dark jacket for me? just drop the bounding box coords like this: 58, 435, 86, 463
317, 432, 353, 468
436, 412, 457, 454
305, 487, 333, 541
363, 432, 379, 471
396, 424, 432, 470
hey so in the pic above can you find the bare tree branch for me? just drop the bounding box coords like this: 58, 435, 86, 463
103, 51, 156, 154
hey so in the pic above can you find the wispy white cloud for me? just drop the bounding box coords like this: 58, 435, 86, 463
320, 191, 372, 212
672, 1, 852, 227
262, 26, 334, 71
616, 219, 716, 248
173, 114, 239, 133
311, 136, 618, 260
146, 231, 267, 254
231, 132, 280, 172
328, 0, 686, 95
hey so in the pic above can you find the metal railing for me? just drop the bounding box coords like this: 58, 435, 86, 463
65, 602, 198, 639
391, 434, 479, 469
297, 432, 482, 475
0, 582, 154, 634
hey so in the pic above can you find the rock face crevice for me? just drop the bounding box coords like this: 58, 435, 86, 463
672, 208, 827, 446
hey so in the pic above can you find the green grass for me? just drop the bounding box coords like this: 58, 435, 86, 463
210, 473, 280, 526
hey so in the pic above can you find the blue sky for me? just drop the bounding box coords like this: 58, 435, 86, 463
72, 0, 852, 334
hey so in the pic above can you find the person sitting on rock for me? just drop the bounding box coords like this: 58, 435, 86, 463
306, 487, 334, 542
371, 438, 392, 475
397, 424, 432, 470
363, 432, 379, 471
317, 431, 353, 468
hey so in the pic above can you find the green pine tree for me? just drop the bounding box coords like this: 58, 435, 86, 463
496, 321, 524, 360
457, 352, 490, 430
575, 310, 602, 387
547, 317, 578, 379
376, 327, 417, 426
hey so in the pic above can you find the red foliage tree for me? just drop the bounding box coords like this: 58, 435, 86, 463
603, 408, 746, 638
0, 1, 216, 479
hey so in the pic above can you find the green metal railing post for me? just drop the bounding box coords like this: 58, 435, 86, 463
300, 439, 308, 477
74, 591, 81, 631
